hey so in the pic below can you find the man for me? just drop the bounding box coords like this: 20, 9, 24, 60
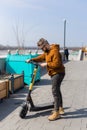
26, 38, 65, 121
64, 48, 69, 61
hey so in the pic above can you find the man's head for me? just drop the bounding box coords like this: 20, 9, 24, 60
37, 38, 50, 52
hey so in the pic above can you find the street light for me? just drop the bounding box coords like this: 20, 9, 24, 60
63, 19, 66, 61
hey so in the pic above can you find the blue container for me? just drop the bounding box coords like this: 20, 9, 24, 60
6, 53, 40, 85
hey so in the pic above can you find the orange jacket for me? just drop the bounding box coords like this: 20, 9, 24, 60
32, 44, 65, 76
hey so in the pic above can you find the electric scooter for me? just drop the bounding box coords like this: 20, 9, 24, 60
19, 61, 54, 119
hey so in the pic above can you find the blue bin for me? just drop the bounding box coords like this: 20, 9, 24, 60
6, 53, 40, 85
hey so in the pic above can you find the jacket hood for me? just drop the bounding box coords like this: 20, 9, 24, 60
50, 44, 60, 51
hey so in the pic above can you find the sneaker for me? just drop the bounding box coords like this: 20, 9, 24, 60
59, 107, 64, 115
48, 111, 60, 121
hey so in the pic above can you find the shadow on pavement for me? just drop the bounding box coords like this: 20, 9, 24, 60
0, 87, 28, 121
63, 60, 70, 64
35, 78, 51, 86
24, 107, 87, 120
62, 108, 87, 119
24, 107, 70, 119
25, 109, 52, 119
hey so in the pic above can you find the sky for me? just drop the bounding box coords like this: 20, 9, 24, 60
0, 0, 87, 47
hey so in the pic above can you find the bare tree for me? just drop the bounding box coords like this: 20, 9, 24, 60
12, 20, 26, 50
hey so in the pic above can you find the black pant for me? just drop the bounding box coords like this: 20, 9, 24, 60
65, 54, 69, 61
51, 73, 65, 111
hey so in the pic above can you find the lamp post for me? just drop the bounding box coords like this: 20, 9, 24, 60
63, 19, 66, 61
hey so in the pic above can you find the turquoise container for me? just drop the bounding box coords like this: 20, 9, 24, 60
6, 53, 40, 85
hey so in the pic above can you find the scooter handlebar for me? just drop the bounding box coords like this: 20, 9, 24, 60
25, 60, 40, 66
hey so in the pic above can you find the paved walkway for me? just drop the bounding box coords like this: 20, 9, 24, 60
0, 61, 87, 130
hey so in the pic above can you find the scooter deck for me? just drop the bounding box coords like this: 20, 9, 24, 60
30, 102, 54, 111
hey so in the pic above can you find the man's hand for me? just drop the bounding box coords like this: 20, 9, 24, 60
39, 62, 47, 67
25, 59, 32, 63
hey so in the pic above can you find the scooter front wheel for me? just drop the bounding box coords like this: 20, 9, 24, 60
19, 103, 28, 118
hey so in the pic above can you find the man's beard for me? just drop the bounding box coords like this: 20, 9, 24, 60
44, 49, 49, 53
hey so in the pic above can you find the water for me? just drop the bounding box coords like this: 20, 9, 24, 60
0, 50, 8, 55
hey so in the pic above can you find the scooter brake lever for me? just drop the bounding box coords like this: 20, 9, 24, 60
29, 61, 40, 66
25, 60, 40, 66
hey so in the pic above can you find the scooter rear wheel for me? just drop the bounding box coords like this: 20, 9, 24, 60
19, 103, 28, 118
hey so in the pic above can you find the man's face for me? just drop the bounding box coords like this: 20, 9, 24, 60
41, 44, 49, 52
